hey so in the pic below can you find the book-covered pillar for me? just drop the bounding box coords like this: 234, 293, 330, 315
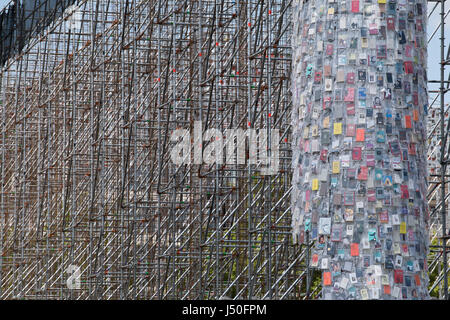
291, 0, 430, 299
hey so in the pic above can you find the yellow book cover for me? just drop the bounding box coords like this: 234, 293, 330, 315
334, 122, 342, 135
400, 222, 406, 234
312, 179, 319, 191
332, 161, 340, 174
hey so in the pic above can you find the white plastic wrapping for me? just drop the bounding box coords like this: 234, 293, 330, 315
291, 0, 430, 299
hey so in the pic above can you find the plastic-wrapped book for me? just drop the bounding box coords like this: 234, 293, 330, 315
291, 0, 430, 299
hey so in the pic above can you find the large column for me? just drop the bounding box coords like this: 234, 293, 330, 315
291, 0, 430, 299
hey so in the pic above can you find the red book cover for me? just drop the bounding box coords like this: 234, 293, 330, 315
314, 71, 322, 84
413, 92, 418, 105
347, 72, 355, 84
408, 143, 416, 155
369, 23, 378, 35
416, 19, 423, 31
352, 147, 362, 160
366, 153, 375, 167
387, 17, 395, 30
394, 269, 404, 284
326, 44, 333, 56
401, 185, 409, 199
312, 253, 319, 266
351, 243, 359, 256
379, 211, 389, 223
305, 190, 311, 201
324, 65, 331, 77
346, 103, 355, 115
402, 244, 409, 254
367, 189, 376, 201
323, 272, 332, 286
351, 0, 359, 12
356, 128, 365, 141
346, 124, 356, 136
405, 45, 412, 57
357, 166, 368, 180
404, 61, 413, 74
383, 285, 391, 295
413, 109, 419, 121
415, 274, 421, 286
323, 96, 331, 110
405, 115, 412, 128
344, 87, 355, 102
320, 149, 328, 162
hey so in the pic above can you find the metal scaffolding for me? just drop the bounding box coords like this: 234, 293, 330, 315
426, 0, 450, 300
0, 0, 447, 300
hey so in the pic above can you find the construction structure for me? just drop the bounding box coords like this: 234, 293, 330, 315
291, 0, 431, 300
425, 0, 450, 300
0, 0, 447, 300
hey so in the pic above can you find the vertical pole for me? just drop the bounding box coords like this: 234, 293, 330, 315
305, 231, 310, 299
439, 0, 448, 301
247, 0, 253, 300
